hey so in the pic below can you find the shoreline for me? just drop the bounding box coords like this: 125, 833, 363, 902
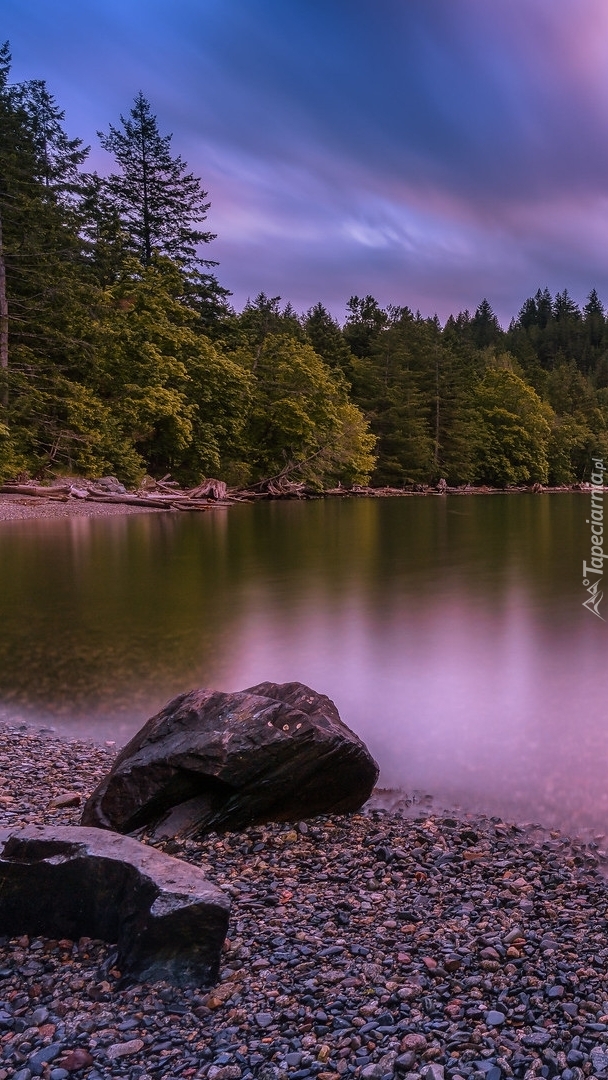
0, 484, 589, 523
2, 721, 608, 1079
0, 491, 167, 522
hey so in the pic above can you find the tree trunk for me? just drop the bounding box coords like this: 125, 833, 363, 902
0, 208, 8, 407
434, 348, 440, 468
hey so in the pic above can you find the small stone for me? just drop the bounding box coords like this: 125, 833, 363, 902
396, 1053, 416, 1072
205, 981, 236, 1008
48, 793, 81, 809
485, 1010, 506, 1026
379, 1051, 398, 1074
591, 1049, 608, 1072
522, 1032, 551, 1048
255, 1012, 273, 1028
106, 1038, 144, 1060
400, 1034, 427, 1052
28, 1042, 64, 1073
361, 1066, 384, 1080
57, 1049, 94, 1072
421, 1066, 444, 1080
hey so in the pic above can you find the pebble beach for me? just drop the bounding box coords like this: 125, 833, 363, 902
0, 492, 166, 522
2, 494, 608, 1080
2, 721, 608, 1080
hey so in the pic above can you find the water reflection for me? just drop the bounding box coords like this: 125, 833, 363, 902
0, 495, 605, 834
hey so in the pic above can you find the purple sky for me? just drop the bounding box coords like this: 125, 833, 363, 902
5, 0, 608, 323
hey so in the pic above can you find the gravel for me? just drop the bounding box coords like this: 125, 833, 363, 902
0, 493, 164, 522
2, 720, 608, 1080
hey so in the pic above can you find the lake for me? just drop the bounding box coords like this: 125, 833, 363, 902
0, 494, 605, 836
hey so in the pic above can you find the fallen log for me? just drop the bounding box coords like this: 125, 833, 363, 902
1, 483, 72, 497
84, 494, 175, 509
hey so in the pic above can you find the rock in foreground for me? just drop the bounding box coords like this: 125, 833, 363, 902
81, 681, 379, 839
0, 825, 230, 986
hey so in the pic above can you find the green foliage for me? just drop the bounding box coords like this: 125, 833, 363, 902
98, 92, 214, 270
304, 302, 354, 375
3, 42, 608, 492
471, 369, 551, 486
90, 258, 251, 483
230, 333, 375, 487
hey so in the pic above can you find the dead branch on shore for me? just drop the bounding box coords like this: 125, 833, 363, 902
0, 475, 589, 511
0, 479, 225, 512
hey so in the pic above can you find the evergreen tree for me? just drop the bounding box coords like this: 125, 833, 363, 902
227, 293, 304, 364
304, 302, 353, 375
16, 78, 88, 195
99, 92, 214, 267
471, 298, 502, 348
343, 295, 388, 357
0, 42, 95, 475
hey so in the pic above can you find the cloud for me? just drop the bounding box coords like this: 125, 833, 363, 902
5, 0, 608, 321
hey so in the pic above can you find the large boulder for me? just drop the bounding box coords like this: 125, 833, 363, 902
82, 681, 379, 839
0, 825, 230, 986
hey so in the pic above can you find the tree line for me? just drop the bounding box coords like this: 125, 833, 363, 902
1, 43, 607, 490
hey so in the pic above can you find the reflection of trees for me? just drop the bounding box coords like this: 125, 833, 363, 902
0, 495, 585, 727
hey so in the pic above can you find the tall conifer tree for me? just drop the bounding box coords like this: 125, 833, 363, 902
99, 93, 214, 270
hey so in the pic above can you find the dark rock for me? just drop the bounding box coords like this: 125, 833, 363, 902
28, 1041, 64, 1074
522, 1031, 552, 1048
485, 1010, 506, 1026
0, 825, 229, 986
81, 681, 379, 839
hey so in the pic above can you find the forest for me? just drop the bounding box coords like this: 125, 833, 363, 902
2, 43, 608, 491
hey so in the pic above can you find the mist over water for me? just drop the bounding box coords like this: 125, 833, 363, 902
0, 495, 605, 836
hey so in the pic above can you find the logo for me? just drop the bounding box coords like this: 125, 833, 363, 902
582, 457, 606, 620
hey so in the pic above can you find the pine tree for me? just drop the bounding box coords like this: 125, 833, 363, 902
16, 78, 88, 196
98, 93, 215, 272
304, 302, 354, 375
471, 298, 502, 348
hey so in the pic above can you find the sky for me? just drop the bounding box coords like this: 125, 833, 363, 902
4, 0, 608, 325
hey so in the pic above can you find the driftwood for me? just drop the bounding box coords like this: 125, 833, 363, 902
0, 483, 73, 497
264, 477, 307, 498
186, 479, 228, 500
1, 477, 588, 511
0, 482, 216, 512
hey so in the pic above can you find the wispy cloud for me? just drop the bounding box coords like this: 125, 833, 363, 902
5, 0, 608, 321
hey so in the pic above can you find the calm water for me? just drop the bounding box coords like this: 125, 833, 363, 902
1, 495, 606, 834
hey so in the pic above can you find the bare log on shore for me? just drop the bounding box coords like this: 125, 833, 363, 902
1, 478, 587, 511
0, 482, 218, 512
